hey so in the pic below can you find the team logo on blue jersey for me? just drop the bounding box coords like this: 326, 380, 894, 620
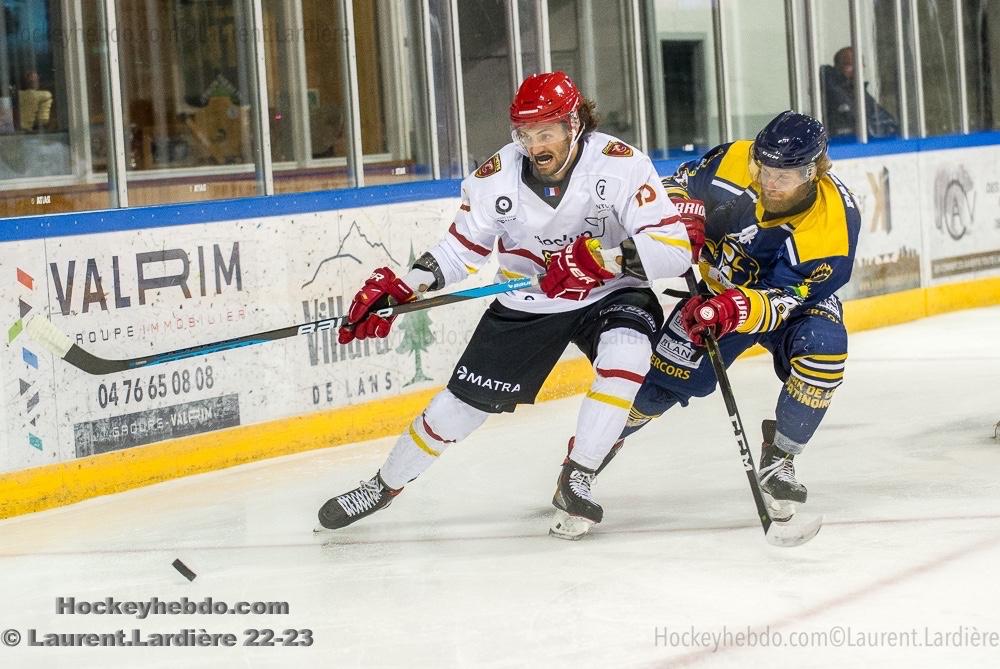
807, 263, 833, 284
711, 239, 761, 287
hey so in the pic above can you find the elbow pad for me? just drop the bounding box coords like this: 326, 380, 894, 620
619, 239, 647, 281
412, 251, 446, 292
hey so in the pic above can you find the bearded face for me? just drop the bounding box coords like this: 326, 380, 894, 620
750, 160, 817, 214
513, 119, 579, 182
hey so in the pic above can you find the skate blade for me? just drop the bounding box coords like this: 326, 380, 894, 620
762, 491, 797, 523
549, 509, 595, 540
766, 513, 823, 547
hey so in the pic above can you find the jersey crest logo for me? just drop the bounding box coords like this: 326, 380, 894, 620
602, 141, 634, 158
474, 154, 502, 178
713, 239, 761, 287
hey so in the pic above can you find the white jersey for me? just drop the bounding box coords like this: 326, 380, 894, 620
425, 131, 691, 313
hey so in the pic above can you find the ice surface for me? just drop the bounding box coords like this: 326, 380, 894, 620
1, 307, 999, 668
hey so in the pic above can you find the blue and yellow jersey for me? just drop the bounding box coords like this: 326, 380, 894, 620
663, 140, 861, 335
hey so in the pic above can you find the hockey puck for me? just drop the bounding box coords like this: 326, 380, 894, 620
172, 558, 197, 582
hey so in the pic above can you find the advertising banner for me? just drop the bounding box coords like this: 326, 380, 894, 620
921, 145, 1000, 282
1, 242, 57, 472
832, 155, 923, 300
0, 198, 499, 473
288, 201, 500, 414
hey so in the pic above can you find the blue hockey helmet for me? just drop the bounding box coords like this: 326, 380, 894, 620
752, 110, 828, 170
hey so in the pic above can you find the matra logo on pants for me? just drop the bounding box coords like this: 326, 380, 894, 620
456, 366, 521, 393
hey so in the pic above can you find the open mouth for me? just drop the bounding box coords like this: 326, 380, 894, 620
532, 153, 555, 168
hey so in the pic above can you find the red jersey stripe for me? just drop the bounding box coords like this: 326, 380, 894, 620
448, 222, 491, 256
635, 214, 681, 235
498, 238, 545, 267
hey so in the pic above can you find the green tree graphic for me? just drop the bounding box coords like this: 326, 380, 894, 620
396, 245, 435, 386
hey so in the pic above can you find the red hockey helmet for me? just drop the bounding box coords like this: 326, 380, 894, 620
509, 71, 581, 127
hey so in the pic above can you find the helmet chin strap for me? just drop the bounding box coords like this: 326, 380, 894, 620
511, 131, 530, 157
548, 126, 583, 180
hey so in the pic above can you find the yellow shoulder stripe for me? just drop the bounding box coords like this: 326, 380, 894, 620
788, 177, 850, 261
714, 140, 754, 188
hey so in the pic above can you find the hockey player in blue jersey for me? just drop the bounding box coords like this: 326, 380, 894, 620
580, 110, 861, 520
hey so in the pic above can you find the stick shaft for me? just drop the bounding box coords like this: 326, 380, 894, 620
684, 270, 774, 534
36, 276, 536, 375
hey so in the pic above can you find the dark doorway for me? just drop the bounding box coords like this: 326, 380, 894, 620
661, 40, 707, 150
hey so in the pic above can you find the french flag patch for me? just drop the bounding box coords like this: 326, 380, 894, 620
543, 186, 560, 197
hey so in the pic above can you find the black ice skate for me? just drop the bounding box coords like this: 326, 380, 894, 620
315, 473, 400, 531
550, 460, 603, 540
563, 436, 624, 477
758, 420, 807, 522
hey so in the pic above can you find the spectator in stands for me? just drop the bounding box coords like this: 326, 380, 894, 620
18, 70, 53, 133
821, 47, 899, 139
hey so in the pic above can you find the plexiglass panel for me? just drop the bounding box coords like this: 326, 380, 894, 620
917, 0, 962, 135
645, 0, 721, 157
720, 0, 792, 139
0, 0, 109, 216
457, 0, 514, 169
116, 0, 260, 205
548, 0, 642, 147
962, 0, 997, 132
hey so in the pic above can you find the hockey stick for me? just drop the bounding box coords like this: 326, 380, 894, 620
25, 275, 537, 376
683, 270, 822, 547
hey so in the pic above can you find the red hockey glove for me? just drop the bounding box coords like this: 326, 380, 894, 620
338, 267, 417, 344
540, 236, 616, 301
680, 289, 749, 346
670, 196, 706, 263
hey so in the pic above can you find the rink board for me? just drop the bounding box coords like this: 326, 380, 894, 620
1, 139, 999, 517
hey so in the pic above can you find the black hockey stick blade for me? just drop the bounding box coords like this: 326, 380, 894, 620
25, 275, 537, 375
683, 269, 822, 547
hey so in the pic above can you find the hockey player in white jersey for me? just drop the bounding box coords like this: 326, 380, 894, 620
317, 72, 698, 539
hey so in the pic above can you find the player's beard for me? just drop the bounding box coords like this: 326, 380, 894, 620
760, 181, 814, 214
530, 142, 572, 182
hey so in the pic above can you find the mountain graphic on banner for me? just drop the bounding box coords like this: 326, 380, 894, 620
301, 219, 401, 289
